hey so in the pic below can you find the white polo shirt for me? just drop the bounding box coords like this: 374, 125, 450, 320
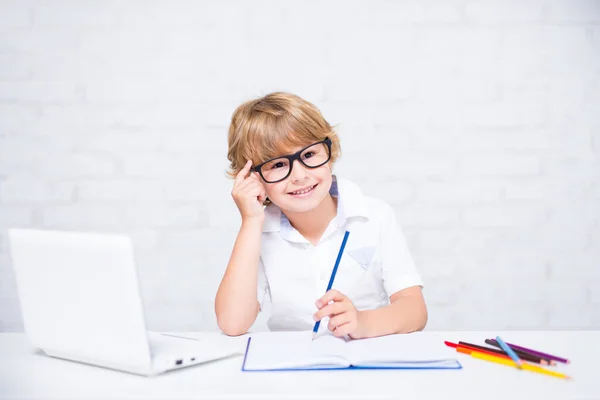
257, 176, 423, 331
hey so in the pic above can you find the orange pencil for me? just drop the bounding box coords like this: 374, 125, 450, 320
446, 341, 507, 359
444, 341, 551, 365
456, 344, 507, 358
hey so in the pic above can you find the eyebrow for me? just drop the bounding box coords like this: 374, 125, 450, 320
269, 143, 311, 159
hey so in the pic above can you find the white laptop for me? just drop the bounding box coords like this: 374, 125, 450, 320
7, 228, 244, 376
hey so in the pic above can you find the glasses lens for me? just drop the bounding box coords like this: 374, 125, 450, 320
300, 142, 330, 168
261, 158, 290, 183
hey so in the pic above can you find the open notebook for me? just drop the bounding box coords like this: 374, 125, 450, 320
242, 331, 461, 371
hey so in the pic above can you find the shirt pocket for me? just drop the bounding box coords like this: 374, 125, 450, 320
347, 246, 377, 270
334, 245, 384, 308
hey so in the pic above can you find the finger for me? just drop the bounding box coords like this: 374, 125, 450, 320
247, 172, 267, 202
316, 289, 346, 308
249, 187, 266, 202
313, 301, 347, 322
234, 160, 253, 185
249, 171, 263, 182
231, 179, 251, 198
233, 177, 254, 193
328, 313, 353, 331
241, 181, 265, 197
233, 186, 263, 205
332, 321, 355, 338
234, 176, 264, 196
257, 189, 267, 203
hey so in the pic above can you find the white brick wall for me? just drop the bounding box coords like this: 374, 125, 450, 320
1, 0, 599, 332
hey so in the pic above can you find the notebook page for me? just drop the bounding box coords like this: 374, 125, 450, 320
244, 331, 349, 370
345, 331, 457, 366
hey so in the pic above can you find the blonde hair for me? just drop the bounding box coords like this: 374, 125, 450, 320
226, 92, 341, 179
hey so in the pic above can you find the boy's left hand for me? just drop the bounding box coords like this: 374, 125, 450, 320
313, 290, 364, 339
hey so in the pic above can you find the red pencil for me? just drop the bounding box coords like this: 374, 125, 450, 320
444, 341, 551, 365
445, 341, 514, 360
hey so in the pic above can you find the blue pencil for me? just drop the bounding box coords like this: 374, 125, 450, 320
312, 231, 350, 340
496, 336, 523, 368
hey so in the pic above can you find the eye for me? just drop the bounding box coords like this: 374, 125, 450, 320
303, 151, 315, 159
270, 161, 286, 169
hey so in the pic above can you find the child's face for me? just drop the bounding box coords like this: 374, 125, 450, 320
259, 140, 333, 213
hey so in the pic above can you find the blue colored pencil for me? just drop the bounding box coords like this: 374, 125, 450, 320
496, 336, 523, 368
312, 231, 350, 340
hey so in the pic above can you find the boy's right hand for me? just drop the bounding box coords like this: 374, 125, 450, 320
231, 160, 267, 222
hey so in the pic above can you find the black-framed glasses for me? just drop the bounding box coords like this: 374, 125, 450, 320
251, 138, 332, 183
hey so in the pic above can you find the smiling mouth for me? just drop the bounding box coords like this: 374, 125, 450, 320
288, 184, 317, 195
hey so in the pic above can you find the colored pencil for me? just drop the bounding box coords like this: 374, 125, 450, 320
453, 341, 551, 365
450, 342, 520, 362
495, 336, 523, 368
486, 339, 570, 364
455, 345, 512, 360
458, 342, 556, 365
312, 231, 350, 340
470, 350, 571, 380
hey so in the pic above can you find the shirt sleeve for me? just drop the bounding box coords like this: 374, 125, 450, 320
257, 257, 270, 311
380, 203, 424, 296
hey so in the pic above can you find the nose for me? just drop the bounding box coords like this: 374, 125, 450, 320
289, 159, 309, 183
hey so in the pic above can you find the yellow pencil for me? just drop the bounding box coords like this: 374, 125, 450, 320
470, 350, 571, 380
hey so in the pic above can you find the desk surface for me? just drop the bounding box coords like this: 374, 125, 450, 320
1, 331, 599, 400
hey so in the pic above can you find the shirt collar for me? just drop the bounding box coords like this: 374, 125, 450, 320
262, 175, 370, 233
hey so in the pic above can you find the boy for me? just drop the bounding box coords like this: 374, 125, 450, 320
215, 92, 427, 338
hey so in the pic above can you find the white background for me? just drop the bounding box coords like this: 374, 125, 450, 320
0, 0, 599, 332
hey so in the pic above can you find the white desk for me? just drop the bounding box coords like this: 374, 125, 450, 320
1, 331, 599, 400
